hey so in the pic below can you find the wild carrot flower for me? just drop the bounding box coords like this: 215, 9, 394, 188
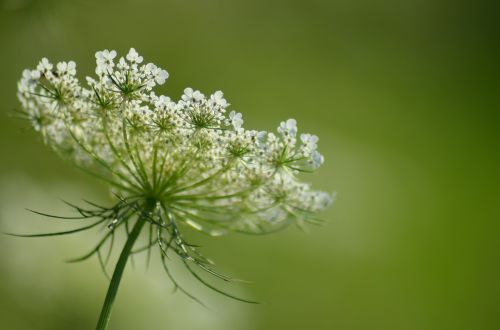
15, 48, 333, 329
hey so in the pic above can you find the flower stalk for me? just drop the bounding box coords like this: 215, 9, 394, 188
95, 200, 154, 330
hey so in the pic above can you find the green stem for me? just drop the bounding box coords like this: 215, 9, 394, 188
95, 202, 153, 330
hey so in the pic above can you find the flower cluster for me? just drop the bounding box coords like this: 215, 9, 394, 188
17, 48, 333, 302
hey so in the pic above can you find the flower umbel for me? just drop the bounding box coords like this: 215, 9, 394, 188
15, 49, 333, 329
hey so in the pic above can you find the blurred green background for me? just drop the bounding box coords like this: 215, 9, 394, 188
0, 0, 499, 329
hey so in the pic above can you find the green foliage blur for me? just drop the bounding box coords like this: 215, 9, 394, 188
0, 0, 499, 329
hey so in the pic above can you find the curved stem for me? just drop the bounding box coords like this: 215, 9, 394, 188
95, 202, 154, 330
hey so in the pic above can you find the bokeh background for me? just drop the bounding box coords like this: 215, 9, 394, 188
0, 0, 499, 329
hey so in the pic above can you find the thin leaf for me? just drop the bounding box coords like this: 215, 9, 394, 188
5, 219, 105, 238
183, 261, 259, 304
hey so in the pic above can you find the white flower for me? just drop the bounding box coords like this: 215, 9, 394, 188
85, 76, 97, 85
30, 70, 41, 80
209, 91, 228, 108
155, 69, 169, 84
117, 57, 129, 70
17, 48, 332, 238
278, 118, 297, 136
95, 49, 117, 74
36, 58, 53, 73
182, 87, 204, 102
56, 61, 76, 76
18, 69, 36, 93
145, 63, 169, 85
300, 133, 318, 151
126, 48, 143, 64
17, 49, 337, 311
228, 110, 243, 130
96, 49, 117, 64
310, 150, 324, 168
67, 61, 77, 75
